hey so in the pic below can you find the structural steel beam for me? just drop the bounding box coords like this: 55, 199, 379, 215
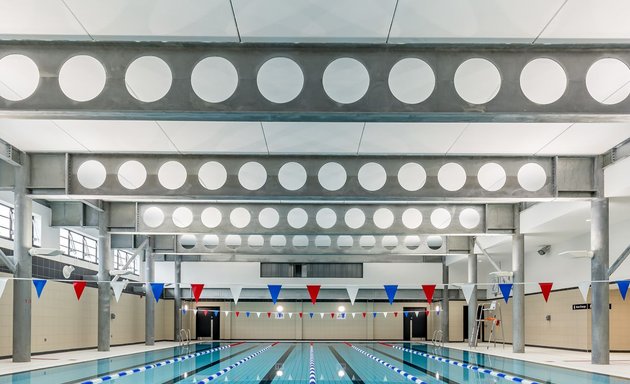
18, 153, 595, 201
608, 242, 630, 277
2, 42, 630, 122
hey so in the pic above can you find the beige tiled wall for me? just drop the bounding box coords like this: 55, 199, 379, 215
0, 273, 174, 357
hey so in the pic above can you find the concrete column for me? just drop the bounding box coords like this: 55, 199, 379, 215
174, 256, 182, 340
145, 242, 155, 346
12, 156, 32, 363
512, 205, 525, 353
591, 197, 610, 364
440, 263, 450, 342
467, 249, 477, 342
97, 202, 111, 351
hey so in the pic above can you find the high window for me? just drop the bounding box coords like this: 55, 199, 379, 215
59, 228, 98, 263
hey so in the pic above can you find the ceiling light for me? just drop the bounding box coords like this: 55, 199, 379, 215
276, 305, 284, 313
559, 250, 594, 259
338, 305, 346, 313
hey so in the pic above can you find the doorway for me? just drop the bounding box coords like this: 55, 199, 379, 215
196, 307, 220, 340
403, 307, 427, 341
463, 305, 483, 342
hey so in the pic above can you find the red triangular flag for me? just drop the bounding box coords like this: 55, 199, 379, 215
307, 285, 321, 305
73, 281, 87, 301
267, 312, 271, 318
362, 312, 366, 318
425, 309, 430, 317
191, 284, 204, 303
394, 312, 398, 317
203, 309, 208, 316
235, 311, 240, 317
422, 285, 436, 305
539, 282, 553, 302
330, 312, 335, 318
299, 312, 303, 318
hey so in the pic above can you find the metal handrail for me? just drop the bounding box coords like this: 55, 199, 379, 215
431, 330, 444, 347
178, 329, 190, 346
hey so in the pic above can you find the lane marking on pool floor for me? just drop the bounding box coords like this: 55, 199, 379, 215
329, 345, 365, 384
196, 343, 277, 384
78, 342, 244, 384
346, 343, 429, 384
383, 343, 542, 384
366, 345, 458, 384
259, 344, 296, 384
309, 343, 317, 384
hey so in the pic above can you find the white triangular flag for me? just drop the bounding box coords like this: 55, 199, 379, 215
383, 312, 388, 318
193, 309, 198, 315
230, 285, 243, 304
256, 312, 261, 318
578, 282, 591, 302
320, 312, 325, 319
460, 284, 475, 304
414, 311, 419, 316
288, 312, 293, 318
0, 278, 8, 299
111, 280, 126, 302
352, 312, 356, 318
224, 310, 229, 317
347, 286, 359, 305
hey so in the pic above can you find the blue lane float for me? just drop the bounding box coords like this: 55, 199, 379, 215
79, 343, 241, 384
196, 343, 276, 384
385, 343, 541, 384
309, 344, 317, 384
348, 343, 429, 384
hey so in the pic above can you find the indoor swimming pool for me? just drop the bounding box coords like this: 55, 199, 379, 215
1, 342, 628, 384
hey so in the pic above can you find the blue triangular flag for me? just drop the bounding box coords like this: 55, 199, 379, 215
309, 312, 314, 318
617, 280, 630, 300
33, 279, 47, 298
268, 284, 282, 304
182, 307, 187, 314
372, 312, 377, 318
246, 311, 251, 318
214, 310, 219, 317
499, 283, 513, 303
384, 285, 398, 305
150, 283, 164, 303
404, 311, 409, 317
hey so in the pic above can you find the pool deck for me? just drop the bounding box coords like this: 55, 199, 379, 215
1, 340, 629, 380
442, 342, 630, 380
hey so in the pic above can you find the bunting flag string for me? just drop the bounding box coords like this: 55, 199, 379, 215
111, 280, 126, 302
383, 285, 398, 305
539, 282, 553, 302
149, 283, 164, 303
422, 284, 436, 304
73, 281, 87, 301
33, 279, 46, 298
0, 278, 7, 299
230, 285, 243, 304
306, 285, 321, 305
267, 285, 282, 304
498, 283, 513, 303
617, 280, 630, 300
190, 283, 204, 303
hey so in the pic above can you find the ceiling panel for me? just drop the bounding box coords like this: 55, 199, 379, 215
537, 123, 630, 155
63, 0, 238, 41
538, 0, 630, 43
0, 0, 89, 39
263, 122, 363, 153
54, 120, 178, 152
389, 0, 565, 43
159, 121, 268, 154
232, 0, 397, 42
359, 123, 467, 154
447, 123, 570, 155
0, 119, 87, 152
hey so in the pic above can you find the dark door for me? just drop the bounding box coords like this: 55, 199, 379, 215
403, 307, 427, 341
196, 307, 220, 340
463, 305, 484, 341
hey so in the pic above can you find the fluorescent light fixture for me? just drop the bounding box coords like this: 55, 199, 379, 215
489, 271, 514, 277
559, 250, 594, 259
109, 270, 133, 276
29, 248, 62, 257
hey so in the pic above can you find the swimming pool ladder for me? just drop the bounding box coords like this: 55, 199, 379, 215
178, 328, 191, 347
431, 330, 444, 347
469, 301, 505, 349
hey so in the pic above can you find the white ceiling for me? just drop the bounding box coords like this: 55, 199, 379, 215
1, 0, 630, 43
1, 120, 629, 156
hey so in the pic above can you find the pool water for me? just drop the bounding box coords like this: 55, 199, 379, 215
0, 342, 628, 384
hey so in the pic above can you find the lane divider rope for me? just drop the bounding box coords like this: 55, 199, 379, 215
309, 343, 316, 384
79, 343, 243, 384
347, 343, 429, 384
384, 343, 541, 384
196, 343, 276, 384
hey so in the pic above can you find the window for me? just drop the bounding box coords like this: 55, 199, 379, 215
59, 228, 98, 263
0, 202, 42, 247
113, 249, 140, 275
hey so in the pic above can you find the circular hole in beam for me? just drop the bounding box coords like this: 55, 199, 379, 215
517, 163, 547, 192
404, 235, 421, 250
520, 58, 567, 105
454, 58, 501, 104
225, 235, 242, 249
258, 207, 280, 229
230, 207, 251, 228
315, 235, 331, 248
318, 162, 347, 191
59, 55, 106, 102
388, 58, 435, 104
430, 208, 452, 229
201, 207, 222, 228
125, 56, 172, 102
316, 208, 337, 229
358, 162, 387, 191
270, 235, 287, 248
459, 208, 481, 229
359, 235, 376, 249
586, 58, 630, 105
292, 235, 309, 248
0, 54, 39, 101
402, 208, 423, 229
191, 57, 238, 103
117, 160, 147, 190
344, 208, 366, 229
398, 163, 427, 192
382, 235, 399, 250
426, 235, 444, 250
257, 57, 304, 103
477, 162, 506, 192
278, 162, 307, 191
180, 234, 197, 249
172, 206, 194, 228
77, 160, 107, 189
143, 207, 164, 228
248, 235, 264, 248
437, 162, 467, 192
158, 161, 187, 190
198, 161, 227, 191
323, 57, 370, 104
287, 208, 308, 229
373, 208, 395, 229
203, 234, 219, 249
337, 235, 354, 248
238, 161, 267, 191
